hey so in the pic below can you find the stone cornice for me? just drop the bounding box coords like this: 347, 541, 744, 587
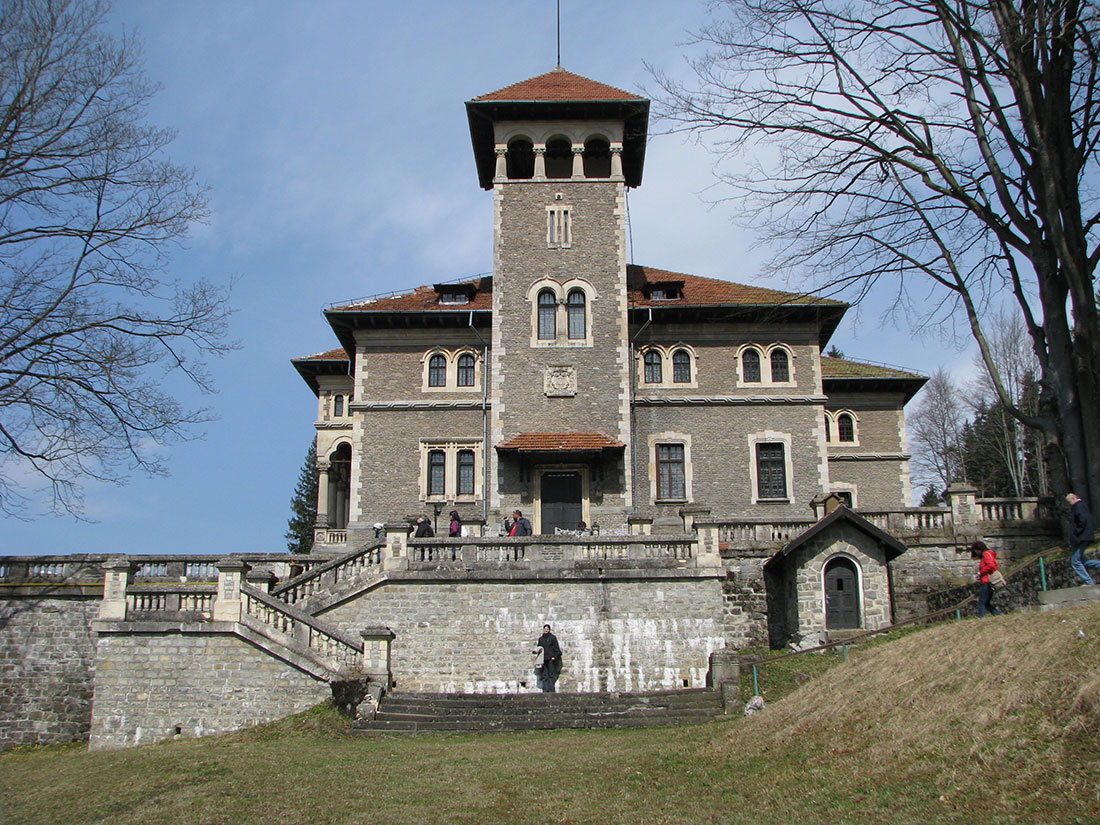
828, 452, 911, 461
350, 400, 488, 411
632, 394, 827, 407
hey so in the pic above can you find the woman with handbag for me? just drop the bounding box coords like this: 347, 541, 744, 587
970, 540, 1002, 617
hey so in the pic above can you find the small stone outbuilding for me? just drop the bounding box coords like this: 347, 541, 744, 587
764, 507, 906, 647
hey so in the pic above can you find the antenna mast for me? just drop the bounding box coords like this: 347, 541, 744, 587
557, 0, 561, 66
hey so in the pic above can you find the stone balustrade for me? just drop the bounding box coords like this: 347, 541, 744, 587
272, 542, 384, 607
241, 584, 363, 670
403, 535, 699, 568
125, 584, 217, 617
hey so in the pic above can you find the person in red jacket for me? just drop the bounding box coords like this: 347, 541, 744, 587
970, 540, 1001, 617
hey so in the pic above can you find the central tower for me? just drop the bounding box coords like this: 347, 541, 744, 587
466, 68, 650, 534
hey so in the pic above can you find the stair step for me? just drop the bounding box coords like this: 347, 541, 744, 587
351, 689, 725, 734
1038, 584, 1100, 610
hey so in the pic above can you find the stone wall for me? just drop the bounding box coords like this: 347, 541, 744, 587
0, 596, 99, 749
319, 572, 728, 693
89, 627, 330, 750
926, 555, 1079, 617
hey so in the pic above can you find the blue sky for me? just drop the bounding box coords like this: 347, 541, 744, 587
1, 0, 969, 556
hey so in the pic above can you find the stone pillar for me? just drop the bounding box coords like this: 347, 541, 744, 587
213, 559, 250, 622
627, 515, 653, 536
360, 626, 396, 687
946, 483, 979, 530
247, 570, 276, 593
494, 146, 507, 180
680, 506, 711, 533
533, 146, 546, 180
99, 559, 136, 621
610, 145, 623, 179
315, 460, 331, 528
571, 146, 585, 178
382, 528, 407, 572
694, 522, 722, 568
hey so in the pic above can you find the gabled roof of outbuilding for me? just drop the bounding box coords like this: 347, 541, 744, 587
764, 506, 907, 570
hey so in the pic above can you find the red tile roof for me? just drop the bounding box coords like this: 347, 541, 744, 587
328, 277, 493, 313
496, 432, 625, 452
627, 265, 843, 308
471, 68, 644, 103
294, 347, 348, 362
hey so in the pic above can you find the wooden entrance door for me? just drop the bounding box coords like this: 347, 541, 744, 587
540, 472, 582, 535
824, 558, 860, 629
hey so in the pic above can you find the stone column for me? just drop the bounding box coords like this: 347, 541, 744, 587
694, 522, 722, 568
213, 559, 250, 622
610, 145, 624, 179
99, 559, 136, 621
382, 528, 407, 572
315, 460, 331, 529
360, 626, 396, 687
946, 483, 979, 531
571, 146, 585, 178
533, 146, 546, 180
494, 146, 507, 180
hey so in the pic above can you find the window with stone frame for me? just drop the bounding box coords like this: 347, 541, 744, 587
566, 289, 586, 339
457, 353, 476, 387
333, 394, 344, 417
770, 349, 790, 382
537, 289, 557, 339
643, 350, 663, 384
656, 443, 686, 500
547, 205, 572, 248
837, 412, 856, 442
428, 450, 446, 497
755, 443, 788, 499
428, 354, 447, 387
742, 348, 761, 383
457, 450, 475, 497
672, 349, 691, 383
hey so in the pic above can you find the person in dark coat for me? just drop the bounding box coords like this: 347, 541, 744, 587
1067, 493, 1100, 585
533, 624, 562, 692
414, 516, 434, 538
509, 509, 532, 537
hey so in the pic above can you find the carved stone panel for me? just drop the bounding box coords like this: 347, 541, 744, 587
544, 365, 576, 397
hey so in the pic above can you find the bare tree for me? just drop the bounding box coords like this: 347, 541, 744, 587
0, 0, 232, 516
909, 369, 966, 495
652, 0, 1100, 512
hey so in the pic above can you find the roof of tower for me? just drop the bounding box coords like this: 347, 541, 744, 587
470, 67, 646, 103
466, 67, 650, 189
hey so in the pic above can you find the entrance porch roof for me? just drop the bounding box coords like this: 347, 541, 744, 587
496, 432, 625, 454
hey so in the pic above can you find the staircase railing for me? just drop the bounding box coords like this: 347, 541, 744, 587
240, 583, 362, 670
271, 541, 384, 607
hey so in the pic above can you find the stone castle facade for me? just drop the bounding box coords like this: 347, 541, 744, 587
0, 69, 1062, 751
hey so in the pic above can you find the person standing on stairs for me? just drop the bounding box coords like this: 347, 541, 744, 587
534, 624, 563, 692
1067, 493, 1100, 585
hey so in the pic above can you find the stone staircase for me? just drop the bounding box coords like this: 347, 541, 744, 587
1038, 583, 1100, 611
350, 689, 726, 734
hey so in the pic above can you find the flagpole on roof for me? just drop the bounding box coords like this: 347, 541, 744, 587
557, 0, 561, 67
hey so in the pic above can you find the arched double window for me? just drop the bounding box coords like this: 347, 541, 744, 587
742, 349, 762, 383
672, 349, 691, 384
644, 350, 663, 384
566, 290, 586, 340
428, 354, 447, 387
457, 354, 476, 387
538, 290, 557, 340
506, 138, 534, 179
770, 349, 790, 383
837, 412, 855, 442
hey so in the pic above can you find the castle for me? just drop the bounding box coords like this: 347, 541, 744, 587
0, 69, 1059, 751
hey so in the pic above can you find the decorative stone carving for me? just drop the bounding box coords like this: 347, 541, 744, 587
544, 365, 576, 397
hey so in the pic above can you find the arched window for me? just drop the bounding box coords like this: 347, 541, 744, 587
506, 138, 534, 179
545, 138, 572, 179
428, 354, 447, 387
824, 412, 832, 442
537, 290, 557, 340
837, 413, 855, 442
333, 394, 344, 417
672, 349, 691, 383
457, 353, 475, 387
643, 351, 663, 384
428, 450, 446, 497
457, 450, 475, 497
566, 289, 586, 339
770, 349, 790, 382
328, 443, 352, 529
742, 349, 761, 383
583, 137, 611, 178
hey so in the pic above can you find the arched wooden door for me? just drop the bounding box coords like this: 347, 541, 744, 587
824, 557, 860, 630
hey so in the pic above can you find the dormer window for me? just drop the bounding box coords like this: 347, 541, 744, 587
644, 281, 684, 301
434, 283, 476, 305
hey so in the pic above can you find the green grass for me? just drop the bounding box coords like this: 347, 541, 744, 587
3, 606, 1099, 825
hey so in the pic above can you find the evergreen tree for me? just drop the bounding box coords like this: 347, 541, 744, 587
285, 443, 318, 554
918, 484, 942, 507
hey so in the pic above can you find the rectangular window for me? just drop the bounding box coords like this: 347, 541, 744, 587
547, 206, 572, 248
457, 450, 475, 496
756, 443, 787, 499
428, 450, 446, 497
657, 444, 685, 500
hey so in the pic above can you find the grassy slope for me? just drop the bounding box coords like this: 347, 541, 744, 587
3, 605, 1098, 825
